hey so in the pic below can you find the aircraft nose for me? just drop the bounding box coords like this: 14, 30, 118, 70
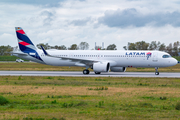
173, 58, 178, 65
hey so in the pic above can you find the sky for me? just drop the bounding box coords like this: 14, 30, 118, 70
0, 0, 180, 50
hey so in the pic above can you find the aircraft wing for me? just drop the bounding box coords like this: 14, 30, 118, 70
40, 46, 99, 65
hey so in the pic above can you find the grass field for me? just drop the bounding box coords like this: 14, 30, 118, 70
173, 56, 180, 62
0, 76, 180, 119
0, 62, 180, 72
0, 56, 180, 119
0, 56, 28, 61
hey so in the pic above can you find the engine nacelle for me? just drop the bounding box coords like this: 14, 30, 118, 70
93, 62, 110, 72
110, 67, 126, 72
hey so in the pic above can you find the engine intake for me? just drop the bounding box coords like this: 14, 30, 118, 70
93, 62, 110, 72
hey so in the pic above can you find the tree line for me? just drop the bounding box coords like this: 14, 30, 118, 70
123, 41, 180, 56
36, 42, 117, 50
0, 45, 13, 56
0, 41, 179, 56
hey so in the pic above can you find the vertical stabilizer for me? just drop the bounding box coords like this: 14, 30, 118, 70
15, 27, 43, 62
15, 27, 37, 52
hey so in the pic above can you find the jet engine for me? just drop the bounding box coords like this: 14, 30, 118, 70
110, 67, 126, 72
93, 62, 110, 72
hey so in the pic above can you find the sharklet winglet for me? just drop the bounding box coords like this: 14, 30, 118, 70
40, 46, 49, 56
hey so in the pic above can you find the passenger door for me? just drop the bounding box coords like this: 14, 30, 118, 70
153, 52, 158, 62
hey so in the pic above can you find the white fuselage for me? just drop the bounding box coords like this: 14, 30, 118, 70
14, 50, 178, 68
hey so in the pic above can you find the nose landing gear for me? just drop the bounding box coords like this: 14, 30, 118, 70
155, 67, 159, 75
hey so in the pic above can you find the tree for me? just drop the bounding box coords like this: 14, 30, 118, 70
13, 46, 18, 51
123, 42, 130, 50
149, 41, 161, 50
37, 43, 67, 50
0, 45, 13, 56
166, 43, 173, 55
5, 46, 13, 56
135, 41, 149, 50
106, 44, 117, 50
54, 45, 59, 49
78, 42, 89, 50
128, 43, 136, 50
57, 45, 67, 50
51, 45, 67, 50
68, 44, 78, 50
123, 46, 127, 50
158, 43, 166, 51
173, 41, 180, 56
37, 43, 50, 50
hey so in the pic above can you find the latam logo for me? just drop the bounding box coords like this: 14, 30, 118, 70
146, 52, 152, 60
125, 52, 145, 56
125, 52, 152, 60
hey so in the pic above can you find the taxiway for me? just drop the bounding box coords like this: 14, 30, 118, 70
0, 71, 180, 78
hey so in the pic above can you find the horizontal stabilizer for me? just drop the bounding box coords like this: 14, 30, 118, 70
11, 51, 28, 56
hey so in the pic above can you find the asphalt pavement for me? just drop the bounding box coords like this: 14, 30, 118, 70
0, 71, 180, 78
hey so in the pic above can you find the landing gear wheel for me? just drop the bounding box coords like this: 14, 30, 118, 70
95, 72, 101, 74
155, 67, 159, 75
83, 69, 90, 75
155, 72, 159, 75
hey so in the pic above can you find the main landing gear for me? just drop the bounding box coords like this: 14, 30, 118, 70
82, 66, 101, 75
95, 72, 101, 74
155, 67, 159, 75
83, 69, 90, 75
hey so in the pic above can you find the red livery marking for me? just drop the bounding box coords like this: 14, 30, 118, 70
17, 30, 25, 34
147, 52, 152, 55
19, 41, 30, 46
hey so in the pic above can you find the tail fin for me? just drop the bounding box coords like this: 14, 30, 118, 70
15, 27, 37, 52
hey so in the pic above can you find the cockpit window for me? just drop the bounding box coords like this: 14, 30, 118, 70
162, 55, 171, 58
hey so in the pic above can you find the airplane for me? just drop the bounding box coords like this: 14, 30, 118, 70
12, 27, 179, 75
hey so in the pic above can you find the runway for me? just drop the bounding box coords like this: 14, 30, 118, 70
0, 71, 180, 78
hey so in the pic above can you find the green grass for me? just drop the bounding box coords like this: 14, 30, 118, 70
0, 56, 27, 61
0, 76, 180, 119
0, 96, 9, 105
174, 56, 180, 62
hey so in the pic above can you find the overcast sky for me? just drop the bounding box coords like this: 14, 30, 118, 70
1, 0, 180, 50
